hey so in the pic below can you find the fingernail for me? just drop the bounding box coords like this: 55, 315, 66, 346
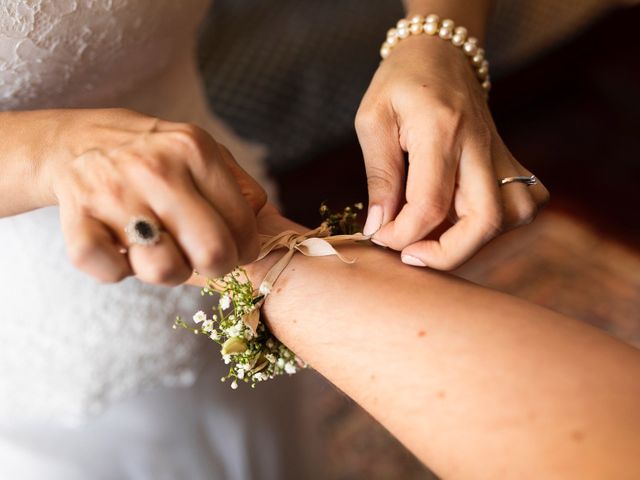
371, 238, 387, 248
402, 254, 426, 267
363, 205, 383, 236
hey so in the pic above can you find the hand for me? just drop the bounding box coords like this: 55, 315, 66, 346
355, 37, 549, 270
36, 108, 266, 285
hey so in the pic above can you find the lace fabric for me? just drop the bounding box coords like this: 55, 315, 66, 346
0, 0, 272, 425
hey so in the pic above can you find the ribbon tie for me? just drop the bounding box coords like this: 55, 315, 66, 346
256, 223, 371, 299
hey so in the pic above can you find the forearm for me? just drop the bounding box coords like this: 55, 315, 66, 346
252, 216, 640, 479
402, 0, 493, 40
0, 111, 55, 217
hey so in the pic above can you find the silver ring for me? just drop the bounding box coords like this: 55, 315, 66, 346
125, 216, 161, 246
498, 175, 538, 187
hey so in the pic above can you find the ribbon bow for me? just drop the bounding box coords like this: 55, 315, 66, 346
256, 223, 371, 298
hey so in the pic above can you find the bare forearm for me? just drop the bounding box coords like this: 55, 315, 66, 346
254, 216, 640, 479
403, 0, 493, 40
0, 111, 54, 216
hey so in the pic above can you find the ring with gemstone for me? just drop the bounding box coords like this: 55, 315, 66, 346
124, 216, 162, 246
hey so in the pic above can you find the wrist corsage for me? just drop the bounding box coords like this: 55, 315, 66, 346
175, 203, 367, 389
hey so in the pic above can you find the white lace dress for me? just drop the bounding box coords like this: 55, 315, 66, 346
0, 1, 314, 479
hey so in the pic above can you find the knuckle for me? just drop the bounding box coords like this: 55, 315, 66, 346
355, 107, 382, 135
67, 242, 98, 269
142, 262, 183, 285
192, 244, 236, 275
366, 165, 396, 193
411, 199, 449, 224
515, 201, 538, 226
481, 205, 504, 237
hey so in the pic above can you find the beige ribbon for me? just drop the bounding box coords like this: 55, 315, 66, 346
255, 223, 371, 301
242, 225, 370, 335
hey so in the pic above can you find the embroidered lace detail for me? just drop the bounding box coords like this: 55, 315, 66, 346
0, 0, 205, 109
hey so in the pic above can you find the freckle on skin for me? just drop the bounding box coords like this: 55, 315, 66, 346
571, 430, 584, 442
417, 330, 426, 337
276, 288, 282, 293
437, 391, 446, 399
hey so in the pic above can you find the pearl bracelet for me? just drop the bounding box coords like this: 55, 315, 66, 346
380, 14, 491, 95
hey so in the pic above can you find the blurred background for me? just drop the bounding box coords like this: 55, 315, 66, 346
198, 2, 640, 478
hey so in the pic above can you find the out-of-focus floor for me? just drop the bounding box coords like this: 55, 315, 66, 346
275, 7, 640, 479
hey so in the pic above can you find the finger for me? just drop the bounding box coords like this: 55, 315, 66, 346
60, 210, 132, 283
497, 154, 539, 230
355, 107, 405, 236
372, 128, 458, 250
136, 175, 240, 277
217, 144, 268, 215
128, 231, 193, 286
400, 145, 502, 270
515, 162, 550, 209
155, 129, 261, 264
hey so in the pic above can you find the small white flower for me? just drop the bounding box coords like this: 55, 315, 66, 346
231, 380, 238, 390
209, 330, 219, 341
284, 362, 297, 375
225, 323, 243, 338
202, 320, 214, 332
192, 310, 206, 324
219, 295, 231, 310
237, 369, 245, 379
259, 281, 272, 296
266, 354, 276, 364
223, 354, 231, 365
276, 358, 285, 369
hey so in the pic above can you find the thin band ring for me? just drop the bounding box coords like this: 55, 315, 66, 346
498, 175, 538, 187
125, 216, 162, 246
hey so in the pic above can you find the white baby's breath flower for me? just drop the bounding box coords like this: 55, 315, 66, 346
266, 354, 276, 364
209, 330, 219, 341
202, 320, 214, 332
223, 354, 231, 365
192, 311, 206, 324
219, 295, 231, 310
231, 380, 238, 390
259, 281, 272, 296
284, 362, 297, 375
237, 369, 245, 380
276, 358, 285, 369
226, 323, 242, 338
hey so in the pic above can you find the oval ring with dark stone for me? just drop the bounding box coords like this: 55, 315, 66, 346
124, 216, 162, 246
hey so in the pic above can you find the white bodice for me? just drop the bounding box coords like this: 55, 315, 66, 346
0, 0, 271, 425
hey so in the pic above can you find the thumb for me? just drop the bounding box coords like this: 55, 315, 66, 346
355, 113, 405, 236
217, 144, 268, 215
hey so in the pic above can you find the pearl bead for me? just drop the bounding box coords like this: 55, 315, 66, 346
466, 36, 479, 45
424, 22, 439, 35
441, 19, 455, 30
410, 14, 424, 24
397, 26, 410, 39
438, 27, 453, 40
482, 79, 491, 91
451, 33, 465, 46
380, 44, 391, 59
454, 26, 468, 37
477, 65, 489, 78
387, 28, 397, 39
472, 49, 485, 66
410, 23, 423, 35
463, 41, 478, 56
426, 14, 440, 24
387, 35, 398, 46
397, 19, 410, 30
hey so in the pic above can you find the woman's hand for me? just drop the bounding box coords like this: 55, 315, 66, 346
20, 108, 267, 285
356, 36, 549, 270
